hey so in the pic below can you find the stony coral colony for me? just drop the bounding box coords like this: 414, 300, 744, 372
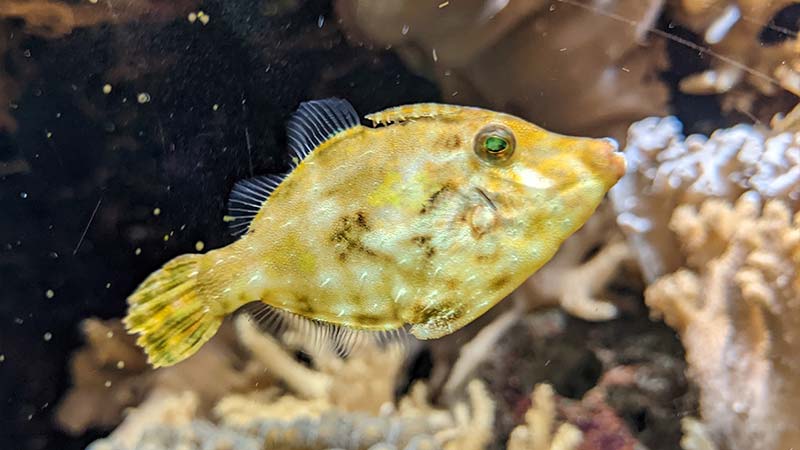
3, 0, 799, 449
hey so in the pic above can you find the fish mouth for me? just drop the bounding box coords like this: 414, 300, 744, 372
598, 137, 626, 178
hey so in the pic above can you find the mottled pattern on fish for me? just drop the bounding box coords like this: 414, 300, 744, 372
124, 99, 625, 367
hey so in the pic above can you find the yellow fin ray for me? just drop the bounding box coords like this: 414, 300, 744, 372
123, 254, 222, 368
365, 103, 462, 126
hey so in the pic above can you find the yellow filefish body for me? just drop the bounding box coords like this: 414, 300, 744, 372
124, 99, 625, 367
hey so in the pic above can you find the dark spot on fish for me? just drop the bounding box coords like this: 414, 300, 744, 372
489, 275, 510, 291
443, 134, 462, 149
295, 295, 313, 314
352, 312, 382, 326
411, 235, 435, 258
417, 300, 465, 332
420, 183, 453, 214
356, 211, 369, 229
408, 300, 434, 323
330, 210, 375, 261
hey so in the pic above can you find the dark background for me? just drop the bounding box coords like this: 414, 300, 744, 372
0, 2, 439, 448
3, 0, 793, 449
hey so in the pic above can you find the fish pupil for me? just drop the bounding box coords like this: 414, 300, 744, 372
484, 136, 508, 153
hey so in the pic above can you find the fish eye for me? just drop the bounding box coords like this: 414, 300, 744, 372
474, 125, 515, 164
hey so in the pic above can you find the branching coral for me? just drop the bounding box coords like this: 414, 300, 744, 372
84, 314, 498, 450
507, 384, 583, 450
520, 203, 633, 321
507, 381, 646, 450
560, 388, 643, 450
89, 390, 201, 450
55, 318, 268, 435
441, 298, 525, 399
671, 1, 800, 106
610, 115, 800, 281
645, 192, 800, 450
54, 319, 152, 434
441, 206, 633, 399
89, 374, 495, 450
680, 418, 719, 450
233, 315, 404, 414
335, 0, 668, 139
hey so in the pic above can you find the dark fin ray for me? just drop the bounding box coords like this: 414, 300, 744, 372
286, 98, 360, 165
226, 175, 285, 236
226, 99, 360, 237
241, 303, 409, 360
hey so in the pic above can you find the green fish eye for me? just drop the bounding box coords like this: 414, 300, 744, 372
475, 125, 515, 164
484, 136, 508, 153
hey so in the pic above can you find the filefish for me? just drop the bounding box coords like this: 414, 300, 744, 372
124, 98, 626, 367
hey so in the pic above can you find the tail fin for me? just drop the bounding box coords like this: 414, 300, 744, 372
123, 254, 222, 368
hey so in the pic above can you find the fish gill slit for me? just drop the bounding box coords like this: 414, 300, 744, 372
474, 187, 497, 210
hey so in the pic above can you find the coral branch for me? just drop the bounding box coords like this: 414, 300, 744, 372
234, 316, 331, 399
521, 204, 631, 321
612, 115, 800, 281
507, 384, 582, 450
442, 298, 523, 399
646, 193, 800, 450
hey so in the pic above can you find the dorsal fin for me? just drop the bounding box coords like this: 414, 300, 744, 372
226, 99, 359, 236
226, 175, 284, 236
365, 103, 462, 126
286, 98, 360, 164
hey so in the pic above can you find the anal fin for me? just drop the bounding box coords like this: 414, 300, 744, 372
241, 303, 409, 360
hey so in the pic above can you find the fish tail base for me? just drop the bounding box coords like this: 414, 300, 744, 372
123, 254, 221, 367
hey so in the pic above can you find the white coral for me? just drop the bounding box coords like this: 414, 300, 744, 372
611, 116, 800, 281
646, 193, 800, 450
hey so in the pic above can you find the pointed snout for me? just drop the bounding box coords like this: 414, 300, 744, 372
591, 137, 627, 180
